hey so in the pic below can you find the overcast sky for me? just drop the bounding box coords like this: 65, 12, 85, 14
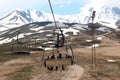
0, 0, 119, 16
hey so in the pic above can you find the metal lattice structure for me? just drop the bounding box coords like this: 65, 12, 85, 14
88, 11, 97, 70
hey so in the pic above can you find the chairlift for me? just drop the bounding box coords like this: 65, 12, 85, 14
42, 0, 74, 70
42, 45, 74, 70
11, 31, 30, 55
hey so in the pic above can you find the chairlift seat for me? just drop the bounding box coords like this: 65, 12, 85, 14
44, 58, 73, 67
11, 51, 30, 55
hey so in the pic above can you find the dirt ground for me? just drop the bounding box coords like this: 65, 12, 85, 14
0, 53, 84, 80
0, 38, 120, 80
0, 57, 35, 80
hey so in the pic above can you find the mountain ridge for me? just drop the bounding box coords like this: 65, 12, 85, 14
0, 0, 120, 29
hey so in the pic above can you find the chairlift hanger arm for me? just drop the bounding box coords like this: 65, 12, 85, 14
48, 0, 65, 47
17, 31, 20, 43
48, 0, 57, 29
48, 0, 63, 33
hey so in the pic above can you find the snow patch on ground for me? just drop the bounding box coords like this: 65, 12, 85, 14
86, 44, 100, 48
0, 38, 11, 44
62, 28, 79, 35
30, 27, 44, 31
97, 37, 103, 40
86, 39, 92, 42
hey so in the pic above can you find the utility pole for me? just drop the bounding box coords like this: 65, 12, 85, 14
89, 11, 97, 70
92, 11, 96, 70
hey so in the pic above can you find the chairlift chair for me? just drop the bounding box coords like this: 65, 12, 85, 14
11, 32, 30, 55
41, 0, 74, 70
42, 44, 74, 70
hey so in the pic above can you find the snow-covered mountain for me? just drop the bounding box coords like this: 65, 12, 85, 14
0, 0, 120, 45
79, 0, 120, 28
0, 0, 120, 31
0, 22, 114, 44
0, 7, 119, 29
0, 10, 33, 25
0, 9, 80, 29
0, 0, 120, 30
